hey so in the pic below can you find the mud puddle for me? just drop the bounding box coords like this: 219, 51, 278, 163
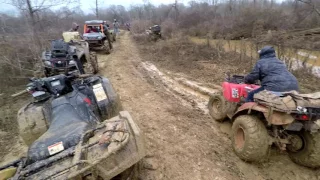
141, 61, 217, 114
141, 61, 234, 139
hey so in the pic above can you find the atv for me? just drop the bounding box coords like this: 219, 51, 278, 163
208, 74, 320, 168
42, 35, 98, 77
146, 25, 162, 41
0, 72, 145, 179
83, 20, 112, 54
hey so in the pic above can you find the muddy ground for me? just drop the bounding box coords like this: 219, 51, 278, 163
99, 32, 320, 179
0, 32, 320, 179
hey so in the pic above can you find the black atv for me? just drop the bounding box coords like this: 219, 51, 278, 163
3, 73, 145, 179
42, 39, 98, 77
146, 25, 162, 41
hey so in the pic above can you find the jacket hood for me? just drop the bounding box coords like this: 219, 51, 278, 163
259, 46, 276, 59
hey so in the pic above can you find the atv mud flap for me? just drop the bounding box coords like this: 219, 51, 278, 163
18, 111, 145, 180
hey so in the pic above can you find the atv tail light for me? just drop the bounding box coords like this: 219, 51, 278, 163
299, 115, 309, 121
84, 98, 91, 105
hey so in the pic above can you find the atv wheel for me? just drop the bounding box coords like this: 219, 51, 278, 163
84, 52, 99, 74
113, 35, 116, 42
107, 96, 123, 119
231, 115, 270, 162
288, 131, 320, 168
208, 92, 229, 121
112, 163, 140, 180
44, 68, 51, 77
104, 41, 111, 54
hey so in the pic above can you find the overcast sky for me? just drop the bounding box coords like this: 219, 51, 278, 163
0, 0, 180, 15
0, 0, 285, 15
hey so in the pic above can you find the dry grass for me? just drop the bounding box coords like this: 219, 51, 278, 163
133, 34, 320, 93
292, 69, 320, 93
134, 33, 250, 84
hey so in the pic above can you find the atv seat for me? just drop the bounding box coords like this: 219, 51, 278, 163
27, 94, 95, 164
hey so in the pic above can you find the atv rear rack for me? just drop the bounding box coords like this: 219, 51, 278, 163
14, 112, 141, 180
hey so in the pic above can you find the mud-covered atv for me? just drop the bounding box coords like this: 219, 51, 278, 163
0, 73, 145, 179
83, 20, 112, 54
146, 25, 162, 41
208, 74, 320, 168
42, 35, 98, 77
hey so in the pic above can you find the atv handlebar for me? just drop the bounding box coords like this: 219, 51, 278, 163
77, 74, 93, 79
11, 74, 93, 98
11, 89, 28, 97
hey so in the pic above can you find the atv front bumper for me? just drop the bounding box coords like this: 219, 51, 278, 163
86, 40, 104, 46
45, 64, 77, 71
8, 111, 145, 180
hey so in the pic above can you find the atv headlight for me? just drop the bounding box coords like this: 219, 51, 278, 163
97, 36, 102, 40
69, 60, 76, 65
44, 60, 51, 66
83, 36, 88, 40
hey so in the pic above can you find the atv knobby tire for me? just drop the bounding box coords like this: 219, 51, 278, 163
208, 92, 229, 121
104, 41, 111, 54
288, 131, 320, 168
231, 115, 270, 162
18, 102, 48, 146
113, 34, 116, 42
112, 163, 140, 180
84, 52, 98, 74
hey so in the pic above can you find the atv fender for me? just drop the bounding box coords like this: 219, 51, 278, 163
232, 102, 294, 125
82, 41, 90, 61
70, 42, 90, 62
17, 102, 48, 146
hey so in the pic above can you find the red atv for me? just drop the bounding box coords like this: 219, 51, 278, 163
208, 74, 320, 168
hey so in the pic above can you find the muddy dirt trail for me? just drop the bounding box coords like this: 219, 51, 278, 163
98, 32, 320, 180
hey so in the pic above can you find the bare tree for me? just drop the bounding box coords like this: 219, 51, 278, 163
173, 0, 179, 21
296, 0, 320, 16
3, 0, 79, 50
95, 0, 99, 18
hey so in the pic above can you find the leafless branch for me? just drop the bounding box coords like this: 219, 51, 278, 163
296, 0, 320, 16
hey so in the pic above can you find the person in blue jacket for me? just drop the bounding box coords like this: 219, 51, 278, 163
245, 46, 299, 102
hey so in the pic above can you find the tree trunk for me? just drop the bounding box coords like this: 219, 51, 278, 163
96, 0, 99, 18
26, 0, 42, 56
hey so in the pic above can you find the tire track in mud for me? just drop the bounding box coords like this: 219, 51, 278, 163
97, 32, 320, 180
98, 33, 243, 180
141, 61, 218, 114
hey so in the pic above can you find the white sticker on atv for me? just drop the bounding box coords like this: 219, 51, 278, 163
93, 83, 108, 102
48, 142, 64, 155
232, 88, 239, 98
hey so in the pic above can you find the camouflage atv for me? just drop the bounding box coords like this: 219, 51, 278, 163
41, 32, 98, 77
146, 25, 162, 42
0, 73, 145, 179
83, 20, 112, 54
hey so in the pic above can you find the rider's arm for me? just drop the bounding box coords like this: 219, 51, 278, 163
245, 62, 260, 84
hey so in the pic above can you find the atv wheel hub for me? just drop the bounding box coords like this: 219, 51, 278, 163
211, 98, 221, 113
287, 134, 304, 152
235, 126, 245, 150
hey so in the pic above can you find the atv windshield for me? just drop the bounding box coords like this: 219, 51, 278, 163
84, 24, 103, 33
